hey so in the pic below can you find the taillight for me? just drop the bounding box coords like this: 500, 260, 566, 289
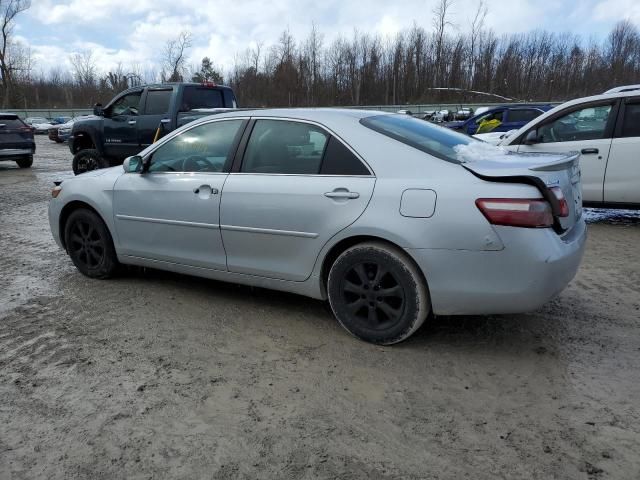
549, 187, 569, 217
476, 198, 554, 228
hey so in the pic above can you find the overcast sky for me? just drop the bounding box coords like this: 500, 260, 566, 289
14, 0, 640, 77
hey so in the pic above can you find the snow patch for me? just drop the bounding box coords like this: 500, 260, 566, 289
454, 141, 514, 163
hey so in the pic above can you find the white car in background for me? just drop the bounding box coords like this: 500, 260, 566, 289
500, 91, 640, 208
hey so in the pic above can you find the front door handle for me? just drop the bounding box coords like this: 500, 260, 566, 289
193, 185, 219, 195
581, 148, 599, 154
128, 120, 137, 125
324, 190, 360, 199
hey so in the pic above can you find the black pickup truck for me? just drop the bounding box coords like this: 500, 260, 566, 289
70, 82, 238, 174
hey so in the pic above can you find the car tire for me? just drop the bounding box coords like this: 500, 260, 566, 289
327, 242, 430, 345
64, 209, 118, 279
72, 149, 108, 175
16, 155, 33, 168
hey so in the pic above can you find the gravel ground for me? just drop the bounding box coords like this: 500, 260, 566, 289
1, 137, 639, 479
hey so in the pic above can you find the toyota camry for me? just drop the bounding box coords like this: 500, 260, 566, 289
48, 109, 586, 344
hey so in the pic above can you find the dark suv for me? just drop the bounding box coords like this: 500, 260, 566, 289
0, 114, 36, 168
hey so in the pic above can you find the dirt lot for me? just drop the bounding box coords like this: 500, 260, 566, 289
1, 137, 639, 479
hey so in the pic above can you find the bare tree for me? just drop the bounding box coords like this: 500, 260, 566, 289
161, 31, 192, 82
69, 51, 97, 87
432, 0, 455, 85
0, 0, 31, 107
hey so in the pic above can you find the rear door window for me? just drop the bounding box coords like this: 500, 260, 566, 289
620, 103, 640, 138
241, 120, 329, 174
320, 137, 370, 175
145, 89, 172, 115
181, 86, 224, 111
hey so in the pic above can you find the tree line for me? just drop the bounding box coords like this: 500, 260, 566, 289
1, 0, 640, 109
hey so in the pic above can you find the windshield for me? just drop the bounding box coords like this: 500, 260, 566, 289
360, 114, 477, 163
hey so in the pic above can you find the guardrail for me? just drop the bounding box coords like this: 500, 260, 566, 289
4, 109, 93, 119
4, 102, 562, 119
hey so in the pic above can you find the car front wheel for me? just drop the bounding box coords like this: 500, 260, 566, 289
327, 242, 430, 345
64, 209, 118, 279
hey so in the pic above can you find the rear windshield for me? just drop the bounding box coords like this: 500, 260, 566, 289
360, 114, 478, 163
181, 86, 224, 110
0, 116, 26, 128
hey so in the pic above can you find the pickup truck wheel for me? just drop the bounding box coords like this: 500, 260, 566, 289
64, 209, 118, 279
72, 149, 108, 175
327, 242, 430, 345
16, 155, 33, 168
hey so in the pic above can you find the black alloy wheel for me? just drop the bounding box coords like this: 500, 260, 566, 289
340, 261, 406, 330
64, 209, 118, 278
327, 242, 430, 345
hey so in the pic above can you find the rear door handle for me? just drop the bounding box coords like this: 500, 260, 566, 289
581, 148, 599, 154
324, 190, 360, 199
128, 120, 137, 125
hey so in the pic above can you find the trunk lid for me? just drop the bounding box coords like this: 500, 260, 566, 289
456, 143, 582, 233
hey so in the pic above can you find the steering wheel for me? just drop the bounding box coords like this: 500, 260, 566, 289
181, 155, 208, 172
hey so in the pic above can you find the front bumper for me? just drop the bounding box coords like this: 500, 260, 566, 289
406, 219, 587, 315
48, 199, 64, 250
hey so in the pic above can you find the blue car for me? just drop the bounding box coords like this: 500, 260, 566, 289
442, 104, 554, 136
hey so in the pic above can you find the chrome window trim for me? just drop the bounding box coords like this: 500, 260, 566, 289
228, 172, 372, 178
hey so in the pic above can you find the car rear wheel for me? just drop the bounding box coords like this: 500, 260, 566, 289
16, 155, 33, 168
72, 149, 108, 175
327, 242, 430, 345
64, 209, 118, 279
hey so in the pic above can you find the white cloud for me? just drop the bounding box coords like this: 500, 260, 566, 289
18, 0, 640, 78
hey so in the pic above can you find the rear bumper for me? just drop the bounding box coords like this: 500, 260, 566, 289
406, 219, 587, 315
0, 147, 34, 160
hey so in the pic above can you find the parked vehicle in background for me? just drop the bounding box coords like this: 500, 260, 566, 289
24, 117, 49, 127
501, 91, 640, 208
455, 107, 474, 120
49, 116, 92, 143
443, 105, 553, 135
51, 116, 72, 125
32, 120, 56, 134
429, 109, 451, 123
49, 109, 586, 345
69, 82, 238, 174
604, 85, 640, 94
0, 113, 35, 168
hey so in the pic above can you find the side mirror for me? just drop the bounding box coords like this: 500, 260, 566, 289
523, 130, 541, 145
122, 155, 143, 173
93, 103, 104, 116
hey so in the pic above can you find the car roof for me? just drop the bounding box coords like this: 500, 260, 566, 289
0, 113, 19, 118
604, 84, 640, 94
194, 107, 385, 123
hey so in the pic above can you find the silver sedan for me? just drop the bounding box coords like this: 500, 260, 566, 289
48, 109, 586, 344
